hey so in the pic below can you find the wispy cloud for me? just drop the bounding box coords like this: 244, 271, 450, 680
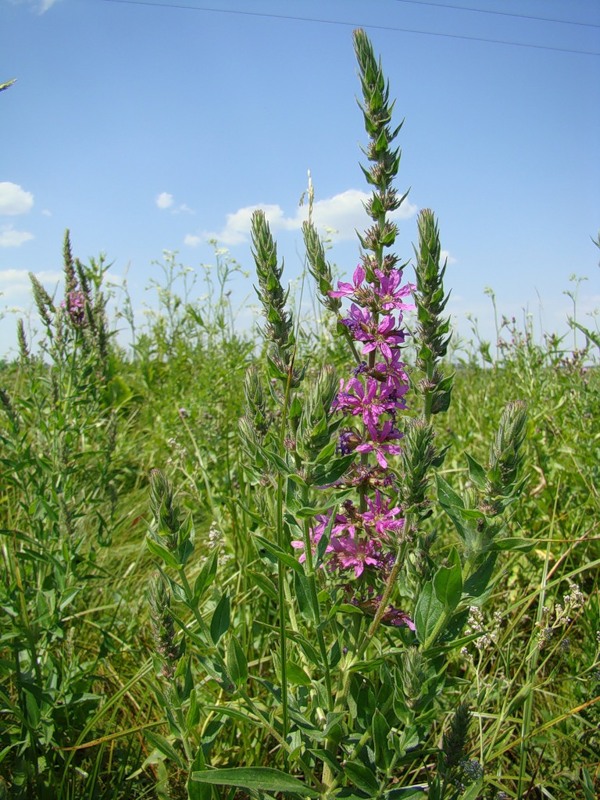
189, 189, 418, 247
0, 182, 34, 216
156, 191, 194, 214
440, 249, 457, 266
156, 192, 174, 210
0, 269, 62, 299
15, 0, 61, 14
0, 225, 34, 247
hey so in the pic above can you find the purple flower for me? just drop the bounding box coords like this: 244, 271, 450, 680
333, 376, 400, 432
329, 532, 382, 578
373, 269, 415, 312
381, 605, 416, 630
296, 259, 415, 595
329, 265, 366, 300
291, 512, 356, 563
360, 490, 404, 539
341, 305, 406, 359
338, 428, 362, 455
355, 420, 403, 469
62, 290, 87, 326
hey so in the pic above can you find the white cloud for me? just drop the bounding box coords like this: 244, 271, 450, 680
156, 192, 194, 214
311, 190, 416, 239
440, 249, 457, 266
16, 0, 61, 14
204, 203, 290, 246
0, 269, 62, 299
0, 225, 34, 247
202, 189, 418, 246
156, 192, 174, 210
0, 182, 34, 216
184, 234, 203, 247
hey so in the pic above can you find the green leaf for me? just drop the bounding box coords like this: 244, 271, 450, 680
23, 686, 40, 727
262, 447, 291, 474
307, 747, 340, 775
226, 636, 248, 687
465, 453, 487, 491
294, 503, 337, 519
294, 569, 312, 620
312, 454, 355, 485
436, 475, 485, 543
193, 550, 218, 602
329, 638, 342, 668
204, 704, 258, 725
254, 534, 304, 575
314, 440, 337, 464
372, 709, 391, 770
190, 767, 318, 796
463, 554, 497, 599
384, 788, 427, 799
289, 396, 303, 421
581, 766, 597, 800
286, 631, 321, 666
144, 730, 185, 769
248, 570, 278, 601
457, 780, 484, 800
491, 537, 535, 552
210, 594, 230, 644
414, 581, 444, 645
343, 761, 379, 796
146, 535, 180, 569
286, 661, 312, 686
433, 547, 463, 611
186, 689, 200, 729
187, 747, 212, 800
436, 474, 464, 510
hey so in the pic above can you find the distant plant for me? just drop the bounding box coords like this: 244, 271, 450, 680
0, 232, 140, 797
146, 29, 534, 800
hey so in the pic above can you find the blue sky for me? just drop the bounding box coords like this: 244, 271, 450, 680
1, 0, 599, 357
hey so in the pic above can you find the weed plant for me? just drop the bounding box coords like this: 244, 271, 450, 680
0, 28, 598, 800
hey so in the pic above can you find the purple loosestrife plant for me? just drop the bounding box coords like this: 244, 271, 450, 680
300, 30, 417, 642
146, 29, 530, 800
297, 264, 415, 610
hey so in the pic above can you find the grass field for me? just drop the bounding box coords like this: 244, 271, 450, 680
1, 29, 598, 800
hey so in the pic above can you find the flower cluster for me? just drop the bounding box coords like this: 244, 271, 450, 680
294, 262, 414, 619
61, 289, 88, 327
536, 580, 585, 651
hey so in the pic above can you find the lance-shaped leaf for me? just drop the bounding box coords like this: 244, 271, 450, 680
190, 767, 318, 796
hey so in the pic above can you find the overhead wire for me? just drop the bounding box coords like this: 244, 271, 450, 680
102, 0, 600, 57
391, 0, 600, 30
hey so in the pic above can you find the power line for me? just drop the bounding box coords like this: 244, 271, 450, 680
102, 0, 600, 56
392, 0, 600, 30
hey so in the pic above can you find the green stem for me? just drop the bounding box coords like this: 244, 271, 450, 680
275, 470, 289, 753
421, 606, 452, 652
176, 567, 291, 758
274, 362, 297, 757
321, 534, 409, 788
301, 512, 333, 710
516, 496, 556, 798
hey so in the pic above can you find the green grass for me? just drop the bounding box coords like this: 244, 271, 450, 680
0, 247, 597, 799
1, 27, 598, 797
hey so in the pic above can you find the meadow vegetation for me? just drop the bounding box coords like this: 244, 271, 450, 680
1, 29, 598, 800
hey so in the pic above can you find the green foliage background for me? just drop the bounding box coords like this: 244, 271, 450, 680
0, 235, 597, 799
